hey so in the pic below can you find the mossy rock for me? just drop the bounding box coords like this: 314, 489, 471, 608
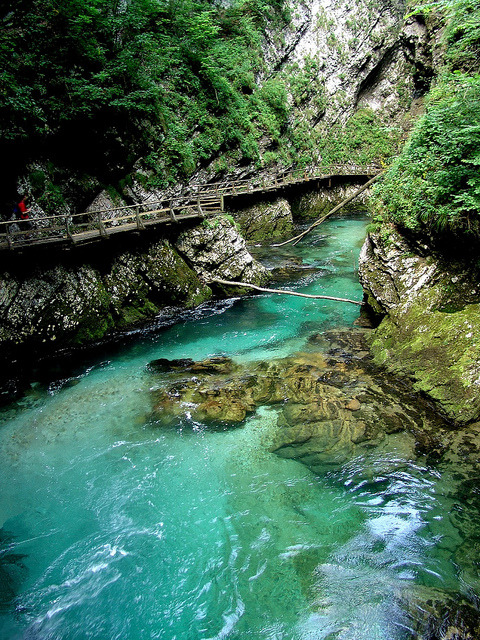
360, 228, 480, 425
234, 198, 294, 243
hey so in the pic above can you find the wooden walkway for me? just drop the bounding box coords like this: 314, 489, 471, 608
0, 164, 379, 251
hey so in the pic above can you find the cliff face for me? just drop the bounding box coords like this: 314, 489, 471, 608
13, 0, 435, 215
267, 0, 429, 121
1, 0, 440, 370
358, 228, 480, 425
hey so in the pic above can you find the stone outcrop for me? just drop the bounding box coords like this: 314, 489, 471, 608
290, 184, 371, 220
234, 198, 294, 243
174, 217, 270, 285
0, 240, 210, 350
0, 219, 268, 356
358, 228, 480, 425
149, 328, 447, 471
85, 189, 127, 223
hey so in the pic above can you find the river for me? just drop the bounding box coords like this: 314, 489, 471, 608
0, 215, 478, 639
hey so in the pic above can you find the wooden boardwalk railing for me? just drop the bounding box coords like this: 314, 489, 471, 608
0, 164, 380, 251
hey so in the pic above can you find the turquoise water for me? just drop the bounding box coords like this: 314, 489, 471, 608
0, 216, 477, 639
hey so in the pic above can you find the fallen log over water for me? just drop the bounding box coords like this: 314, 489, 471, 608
209, 277, 364, 306
272, 173, 383, 248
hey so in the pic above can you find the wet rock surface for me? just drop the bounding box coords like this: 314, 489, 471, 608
0, 218, 268, 360
233, 198, 294, 243
149, 328, 451, 471
401, 587, 480, 640
0, 240, 211, 350
359, 228, 480, 425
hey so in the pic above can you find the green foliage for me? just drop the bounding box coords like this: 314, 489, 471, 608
411, 0, 480, 72
373, 0, 480, 240
0, 0, 290, 186
319, 109, 402, 166
283, 107, 401, 169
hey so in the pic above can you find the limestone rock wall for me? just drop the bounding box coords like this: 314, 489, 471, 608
290, 183, 371, 219
358, 228, 480, 425
125, 0, 438, 202
175, 217, 270, 283
0, 241, 209, 351
0, 219, 269, 356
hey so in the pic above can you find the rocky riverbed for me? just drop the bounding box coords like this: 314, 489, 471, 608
147, 327, 479, 472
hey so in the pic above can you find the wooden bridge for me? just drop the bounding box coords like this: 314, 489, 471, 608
0, 164, 380, 251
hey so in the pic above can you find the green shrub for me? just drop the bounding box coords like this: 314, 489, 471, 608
372, 0, 480, 240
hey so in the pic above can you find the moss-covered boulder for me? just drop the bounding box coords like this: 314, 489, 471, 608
104, 240, 211, 329
359, 228, 480, 425
234, 198, 294, 243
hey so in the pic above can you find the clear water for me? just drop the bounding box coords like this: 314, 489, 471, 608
0, 216, 478, 639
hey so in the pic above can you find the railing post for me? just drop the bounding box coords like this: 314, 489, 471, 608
136, 205, 146, 229
220, 194, 224, 212
197, 198, 203, 217
65, 216, 74, 242
169, 200, 177, 222
5, 224, 13, 250
97, 213, 107, 238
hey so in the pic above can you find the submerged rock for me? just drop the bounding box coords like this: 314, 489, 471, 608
147, 358, 196, 373
148, 356, 236, 375
149, 328, 448, 470
359, 228, 480, 425
401, 586, 480, 640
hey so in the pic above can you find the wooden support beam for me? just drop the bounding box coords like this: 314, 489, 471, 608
273, 173, 383, 248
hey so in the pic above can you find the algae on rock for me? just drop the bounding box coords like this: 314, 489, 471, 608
359, 228, 480, 425
149, 329, 445, 471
